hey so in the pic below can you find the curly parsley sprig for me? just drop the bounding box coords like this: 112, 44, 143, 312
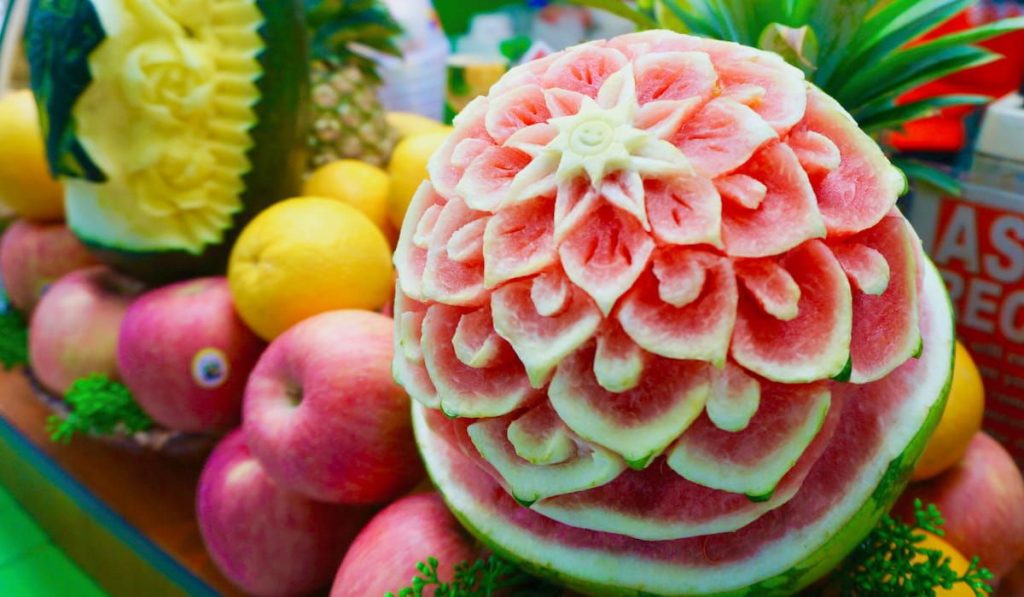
47, 374, 153, 443
836, 499, 993, 596
386, 554, 560, 597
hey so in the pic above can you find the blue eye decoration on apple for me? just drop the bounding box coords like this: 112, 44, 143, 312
192, 347, 229, 389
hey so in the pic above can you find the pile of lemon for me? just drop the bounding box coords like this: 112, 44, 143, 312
227, 113, 452, 341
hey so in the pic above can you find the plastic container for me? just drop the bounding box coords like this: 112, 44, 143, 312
376, 0, 450, 121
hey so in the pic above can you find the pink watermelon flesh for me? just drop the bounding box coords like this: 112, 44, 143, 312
704, 362, 761, 432
457, 146, 532, 212
393, 290, 439, 408
430, 381, 841, 541
452, 305, 505, 368
618, 250, 737, 365
548, 342, 710, 469
485, 84, 552, 145
593, 320, 646, 393
559, 205, 655, 316
421, 304, 538, 417
394, 183, 446, 301
799, 87, 906, 236
842, 215, 921, 383
413, 265, 951, 592
482, 196, 558, 288
421, 199, 488, 307
834, 242, 891, 296
651, 249, 709, 309
428, 96, 493, 199
721, 143, 826, 258
544, 88, 586, 119
553, 177, 602, 242
491, 271, 603, 388
634, 51, 717, 105
714, 53, 807, 135
716, 173, 767, 210
542, 45, 628, 98
731, 240, 852, 383
673, 97, 777, 178
467, 403, 627, 504
610, 31, 807, 136
634, 98, 704, 140
645, 176, 722, 248
735, 258, 802, 322
788, 130, 842, 176
506, 400, 575, 465
489, 51, 560, 97
668, 382, 832, 498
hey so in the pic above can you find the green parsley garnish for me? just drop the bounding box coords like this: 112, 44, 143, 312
47, 374, 153, 443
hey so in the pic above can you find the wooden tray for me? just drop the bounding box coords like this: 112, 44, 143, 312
0, 369, 240, 596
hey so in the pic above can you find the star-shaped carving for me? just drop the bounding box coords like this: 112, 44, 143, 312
502, 65, 694, 235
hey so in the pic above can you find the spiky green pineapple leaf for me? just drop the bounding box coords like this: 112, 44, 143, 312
655, 0, 719, 37
840, 45, 998, 113
827, 0, 975, 88
893, 158, 963, 197
306, 0, 403, 81
565, 0, 658, 30
795, 0, 877, 84
859, 94, 991, 134
758, 24, 819, 76
837, 15, 1024, 109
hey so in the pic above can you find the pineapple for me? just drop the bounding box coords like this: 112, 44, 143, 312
573, 0, 1024, 193
306, 0, 403, 169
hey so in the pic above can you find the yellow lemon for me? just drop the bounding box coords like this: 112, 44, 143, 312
228, 198, 393, 341
386, 111, 447, 139
912, 341, 985, 481
0, 91, 64, 221
302, 160, 390, 231
912, 532, 977, 596
387, 128, 451, 231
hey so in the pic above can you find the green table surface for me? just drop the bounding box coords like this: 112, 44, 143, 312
0, 483, 105, 595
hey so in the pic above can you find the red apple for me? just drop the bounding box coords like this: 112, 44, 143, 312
198, 430, 372, 597
897, 432, 1024, 580
29, 266, 142, 395
243, 310, 423, 504
0, 219, 97, 313
330, 492, 479, 597
999, 560, 1024, 597
117, 278, 264, 433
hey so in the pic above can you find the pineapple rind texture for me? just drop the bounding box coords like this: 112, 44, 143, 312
307, 61, 398, 169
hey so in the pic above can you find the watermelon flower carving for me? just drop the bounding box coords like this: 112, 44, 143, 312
396, 31, 954, 596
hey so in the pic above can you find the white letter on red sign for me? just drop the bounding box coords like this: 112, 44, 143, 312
963, 279, 1000, 334
986, 215, 1024, 284
934, 204, 980, 274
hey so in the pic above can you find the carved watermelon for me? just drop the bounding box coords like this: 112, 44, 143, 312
25, 0, 309, 284
396, 30, 953, 596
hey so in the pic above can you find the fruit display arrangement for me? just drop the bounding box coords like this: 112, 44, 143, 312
0, 0, 1023, 596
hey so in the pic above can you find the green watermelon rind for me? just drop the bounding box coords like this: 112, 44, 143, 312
29, 0, 310, 285
413, 257, 953, 597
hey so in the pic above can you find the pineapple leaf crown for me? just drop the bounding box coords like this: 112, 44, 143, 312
306, 0, 403, 82
567, 0, 1024, 195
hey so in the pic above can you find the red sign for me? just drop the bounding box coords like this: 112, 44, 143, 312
926, 196, 1024, 464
